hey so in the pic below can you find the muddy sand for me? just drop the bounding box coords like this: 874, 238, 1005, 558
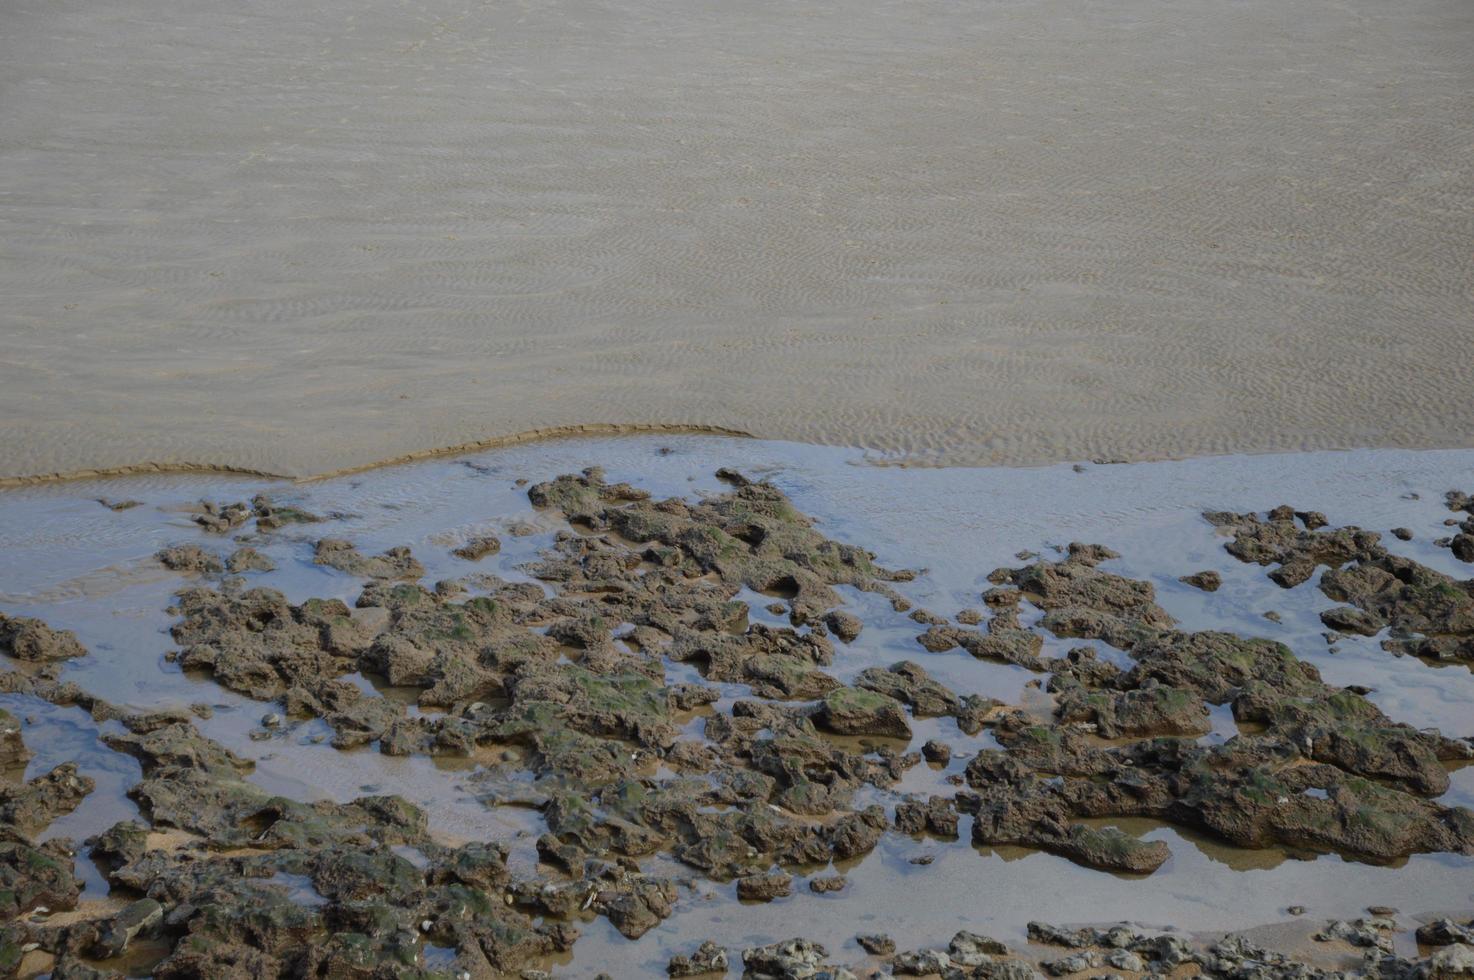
3, 0, 1474, 482
2, 435, 1474, 976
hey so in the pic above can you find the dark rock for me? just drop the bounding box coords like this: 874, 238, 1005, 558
0, 614, 87, 662
822, 610, 863, 643
922, 739, 952, 765
1320, 605, 1384, 636
669, 939, 729, 976
314, 539, 425, 580
816, 687, 912, 739
226, 547, 274, 573
742, 937, 847, 979
736, 872, 792, 902
157, 544, 224, 574
89, 897, 164, 958
0, 708, 29, 769
453, 534, 502, 561
1179, 571, 1221, 592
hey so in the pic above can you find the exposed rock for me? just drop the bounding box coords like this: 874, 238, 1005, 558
669, 939, 729, 976
1453, 534, 1474, 563
1314, 916, 1394, 952
0, 836, 82, 918
14, 474, 1474, 979
0, 614, 86, 662
89, 897, 164, 958
1418, 919, 1474, 947
894, 947, 951, 974
314, 539, 425, 580
816, 686, 912, 739
1430, 944, 1474, 975
823, 610, 863, 643
157, 544, 224, 574
226, 547, 274, 573
249, 494, 323, 530
737, 872, 793, 902
895, 796, 959, 838
453, 534, 502, 561
1179, 571, 1221, 592
0, 763, 94, 835
193, 499, 252, 533
0, 708, 29, 769
922, 739, 952, 765
742, 937, 855, 980
808, 874, 846, 894
1210, 507, 1474, 664
1042, 950, 1100, 975
855, 660, 960, 718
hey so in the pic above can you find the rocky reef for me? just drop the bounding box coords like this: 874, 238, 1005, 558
1, 471, 1472, 977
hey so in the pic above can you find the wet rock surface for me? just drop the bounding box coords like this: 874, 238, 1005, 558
2, 470, 1474, 977
1209, 506, 1474, 664
0, 614, 86, 663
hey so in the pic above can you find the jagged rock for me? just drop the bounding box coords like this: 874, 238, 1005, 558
893, 948, 950, 974
895, 796, 959, 837
742, 937, 856, 979
922, 739, 952, 765
1418, 919, 1474, 947
855, 661, 961, 718
89, 898, 164, 958
1314, 916, 1395, 952
0, 763, 94, 835
453, 535, 502, 561
1430, 944, 1474, 976
1179, 571, 1221, 592
0, 708, 29, 769
823, 610, 863, 643
0, 614, 86, 662
816, 686, 912, 739
157, 544, 224, 574
0, 837, 81, 918
736, 872, 792, 902
226, 547, 274, 573
1042, 950, 1101, 975
314, 539, 425, 580
670, 939, 729, 976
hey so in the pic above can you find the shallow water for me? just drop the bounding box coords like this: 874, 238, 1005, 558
2, 435, 1473, 974
3, 0, 1473, 479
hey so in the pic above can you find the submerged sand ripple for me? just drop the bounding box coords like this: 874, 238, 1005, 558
2, 0, 1472, 480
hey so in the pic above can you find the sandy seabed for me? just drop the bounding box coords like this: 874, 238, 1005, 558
2, 0, 1472, 482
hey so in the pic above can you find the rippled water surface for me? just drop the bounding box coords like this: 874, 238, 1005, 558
3, 0, 1472, 478
3, 436, 1473, 974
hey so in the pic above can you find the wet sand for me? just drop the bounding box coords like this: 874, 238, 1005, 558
3, 0, 1474, 481
3, 436, 1474, 975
